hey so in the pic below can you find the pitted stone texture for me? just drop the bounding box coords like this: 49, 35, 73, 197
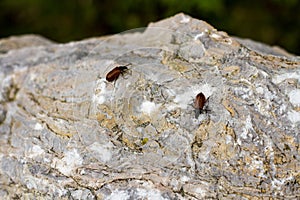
0, 13, 299, 199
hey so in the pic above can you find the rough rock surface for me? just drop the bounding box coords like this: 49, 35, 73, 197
0, 13, 299, 199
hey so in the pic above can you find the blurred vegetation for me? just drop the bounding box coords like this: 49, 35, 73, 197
0, 0, 299, 54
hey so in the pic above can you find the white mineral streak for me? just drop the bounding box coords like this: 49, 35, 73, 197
34, 123, 43, 130
194, 32, 205, 40
272, 72, 300, 84
240, 115, 253, 139
105, 185, 167, 200
249, 155, 266, 178
288, 110, 300, 124
52, 149, 83, 175
105, 190, 130, 200
195, 187, 207, 198
140, 100, 157, 115
136, 188, 168, 200
180, 15, 190, 23
255, 86, 264, 94
92, 78, 110, 104
271, 175, 294, 196
259, 69, 269, 78
263, 135, 283, 193
25, 176, 67, 197
180, 175, 190, 182
27, 145, 44, 158
225, 135, 233, 144
29, 72, 37, 81
197, 147, 211, 162
289, 89, 300, 105
210, 33, 222, 39
89, 142, 113, 162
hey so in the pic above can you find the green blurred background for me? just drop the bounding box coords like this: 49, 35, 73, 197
0, 0, 299, 54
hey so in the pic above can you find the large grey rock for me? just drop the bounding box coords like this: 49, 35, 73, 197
0, 13, 299, 199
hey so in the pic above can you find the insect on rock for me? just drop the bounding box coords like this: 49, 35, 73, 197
106, 63, 131, 82
194, 92, 210, 118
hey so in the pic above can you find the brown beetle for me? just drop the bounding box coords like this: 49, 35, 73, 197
106, 64, 130, 82
194, 92, 209, 118
194, 92, 206, 110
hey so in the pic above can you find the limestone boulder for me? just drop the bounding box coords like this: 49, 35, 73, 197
0, 13, 299, 199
